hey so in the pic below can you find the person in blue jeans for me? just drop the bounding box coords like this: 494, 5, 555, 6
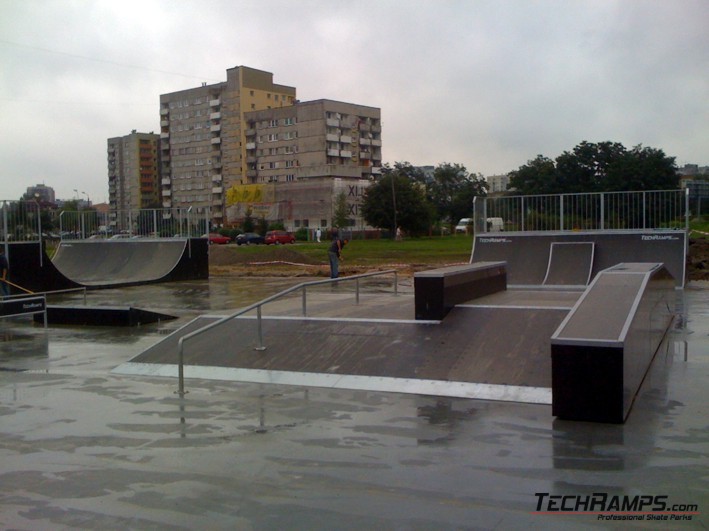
328, 238, 347, 278
0, 247, 9, 297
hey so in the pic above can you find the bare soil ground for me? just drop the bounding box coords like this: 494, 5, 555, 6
209, 238, 709, 281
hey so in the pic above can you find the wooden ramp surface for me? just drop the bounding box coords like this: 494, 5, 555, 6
128, 291, 575, 389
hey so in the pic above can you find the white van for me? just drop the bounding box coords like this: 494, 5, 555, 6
455, 218, 472, 233
486, 217, 504, 232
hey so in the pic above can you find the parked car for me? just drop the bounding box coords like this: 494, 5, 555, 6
455, 218, 473, 234
204, 233, 231, 245
235, 232, 265, 245
265, 230, 296, 245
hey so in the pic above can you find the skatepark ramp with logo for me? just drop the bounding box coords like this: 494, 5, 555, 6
5, 239, 208, 292
471, 230, 686, 288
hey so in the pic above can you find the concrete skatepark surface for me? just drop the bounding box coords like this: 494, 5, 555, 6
0, 277, 707, 529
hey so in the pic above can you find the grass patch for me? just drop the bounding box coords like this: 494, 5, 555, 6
234, 236, 473, 266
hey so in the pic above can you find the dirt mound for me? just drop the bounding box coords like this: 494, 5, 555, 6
688, 237, 709, 281
209, 245, 324, 267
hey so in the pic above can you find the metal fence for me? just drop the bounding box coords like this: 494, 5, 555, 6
57, 207, 208, 240
0, 202, 213, 243
473, 189, 689, 233
1, 200, 43, 243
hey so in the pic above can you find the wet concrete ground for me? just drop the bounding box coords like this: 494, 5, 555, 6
0, 278, 707, 529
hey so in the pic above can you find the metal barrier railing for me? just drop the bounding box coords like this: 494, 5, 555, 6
58, 206, 203, 240
474, 189, 689, 233
176, 269, 399, 395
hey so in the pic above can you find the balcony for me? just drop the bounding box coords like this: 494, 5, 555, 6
371, 139, 382, 146
245, 142, 256, 150
326, 133, 339, 142
160, 119, 169, 127
360, 152, 371, 159
210, 112, 221, 120
162, 189, 172, 196
371, 166, 382, 174
160, 132, 169, 139
160, 108, 168, 115
340, 150, 352, 158
211, 137, 221, 145
327, 149, 340, 157
212, 186, 223, 194
326, 118, 339, 127
210, 124, 221, 133
161, 178, 171, 185
340, 135, 352, 144
247, 169, 257, 178
245, 128, 256, 136
359, 138, 371, 146
358, 122, 371, 132
209, 98, 221, 107
212, 175, 223, 183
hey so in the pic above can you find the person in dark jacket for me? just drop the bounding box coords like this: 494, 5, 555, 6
328, 238, 347, 278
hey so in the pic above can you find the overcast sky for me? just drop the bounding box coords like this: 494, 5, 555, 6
1, 0, 707, 204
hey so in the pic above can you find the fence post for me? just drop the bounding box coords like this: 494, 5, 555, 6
255, 306, 266, 351
600, 193, 605, 230
560, 194, 565, 231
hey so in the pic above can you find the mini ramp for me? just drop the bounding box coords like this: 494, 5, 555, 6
6, 239, 208, 292
471, 230, 686, 287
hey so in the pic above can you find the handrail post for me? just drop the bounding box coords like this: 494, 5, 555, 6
394, 271, 398, 295
356, 278, 360, 304
255, 306, 266, 351
177, 340, 185, 396
302, 285, 307, 316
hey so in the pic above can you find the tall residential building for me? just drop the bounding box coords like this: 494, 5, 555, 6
223, 99, 382, 231
243, 99, 381, 183
486, 174, 511, 194
159, 66, 296, 224
107, 130, 160, 221
25, 184, 56, 205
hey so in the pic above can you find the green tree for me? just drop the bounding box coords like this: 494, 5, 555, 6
332, 191, 350, 229
428, 163, 488, 225
508, 155, 559, 195
509, 141, 679, 195
361, 173, 433, 236
242, 208, 255, 232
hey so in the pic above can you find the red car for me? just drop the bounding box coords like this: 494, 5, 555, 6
204, 233, 231, 245
265, 230, 295, 245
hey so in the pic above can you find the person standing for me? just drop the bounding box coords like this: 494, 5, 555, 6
0, 247, 9, 297
316, 227, 322, 243
328, 238, 347, 279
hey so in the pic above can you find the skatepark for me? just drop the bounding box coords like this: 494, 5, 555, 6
1, 192, 707, 527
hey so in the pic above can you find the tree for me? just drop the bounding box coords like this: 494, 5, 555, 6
508, 141, 679, 195
508, 155, 559, 195
361, 173, 433, 236
428, 163, 488, 225
332, 191, 350, 230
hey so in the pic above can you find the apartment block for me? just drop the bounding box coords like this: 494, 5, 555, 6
107, 130, 160, 214
486, 173, 511, 194
159, 66, 296, 223
221, 99, 381, 231
244, 99, 382, 184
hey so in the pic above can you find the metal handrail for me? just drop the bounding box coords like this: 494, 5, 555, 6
177, 269, 398, 395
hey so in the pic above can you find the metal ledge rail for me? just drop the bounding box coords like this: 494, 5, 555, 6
177, 270, 398, 395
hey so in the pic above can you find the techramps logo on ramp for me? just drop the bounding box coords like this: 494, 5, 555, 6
478, 237, 512, 243
641, 234, 681, 241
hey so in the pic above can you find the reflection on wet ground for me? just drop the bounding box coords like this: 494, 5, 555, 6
0, 278, 706, 529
